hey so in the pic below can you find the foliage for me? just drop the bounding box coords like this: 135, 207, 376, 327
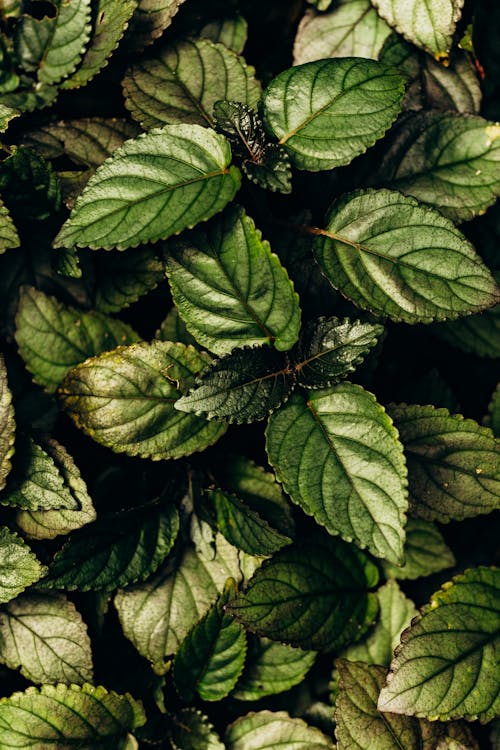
0, 0, 498, 747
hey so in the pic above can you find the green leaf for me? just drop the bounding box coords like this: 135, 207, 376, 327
307, 0, 333, 9
62, 0, 138, 89
0, 683, 145, 748
487, 383, 500, 438
0, 356, 15, 492
0, 198, 19, 254
232, 636, 316, 701
59, 340, 227, 460
170, 708, 225, 750
262, 58, 404, 171
342, 580, 418, 667
379, 34, 481, 114
294, 1, 392, 64
173, 581, 247, 701
432, 303, 500, 358
208, 489, 292, 556
0, 103, 19, 132
378, 566, 500, 722
226, 710, 335, 750
266, 385, 408, 564
294, 316, 383, 389
176, 347, 294, 424
0, 592, 93, 684
371, 0, 464, 58
199, 16, 248, 54
313, 189, 499, 324
54, 125, 241, 250
0, 527, 45, 604
388, 403, 500, 523
128, 0, 186, 50
156, 307, 198, 346
0, 147, 61, 222
93, 246, 164, 312
123, 38, 261, 130
15, 441, 96, 540
114, 534, 241, 673
379, 112, 500, 222
46, 502, 179, 591
15, 285, 140, 393
164, 205, 301, 355
227, 535, 379, 651
382, 518, 456, 580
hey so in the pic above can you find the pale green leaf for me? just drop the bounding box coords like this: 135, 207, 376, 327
227, 535, 379, 651
0, 198, 19, 254
15, 285, 139, 393
114, 534, 241, 673
342, 580, 418, 667
123, 38, 261, 130
266, 385, 408, 564
62, 0, 138, 89
0, 592, 93, 684
199, 16, 248, 54
0, 527, 45, 604
378, 566, 500, 722
170, 709, 225, 750
226, 710, 335, 750
93, 246, 164, 312
0, 356, 15, 492
164, 205, 301, 355
58, 340, 227, 460
382, 518, 456, 580
262, 57, 404, 171
0, 104, 19, 133
388, 403, 500, 522
379, 112, 500, 222
128, 0, 186, 50
54, 125, 241, 250
371, 0, 464, 58
232, 637, 316, 701
314, 189, 499, 323
307, 0, 333, 9
46, 502, 179, 591
0, 683, 145, 748
294, 1, 392, 64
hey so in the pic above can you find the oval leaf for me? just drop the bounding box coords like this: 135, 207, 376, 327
313, 189, 499, 324
54, 125, 241, 250
0, 356, 15, 492
0, 198, 19, 254
266, 385, 408, 564
262, 58, 404, 171
199, 16, 248, 54
226, 710, 335, 750
382, 518, 456, 580
0, 527, 45, 604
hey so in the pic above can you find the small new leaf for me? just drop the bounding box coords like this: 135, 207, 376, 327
0, 527, 45, 604
226, 710, 335, 750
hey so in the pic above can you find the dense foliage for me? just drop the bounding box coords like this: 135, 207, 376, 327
0, 0, 499, 748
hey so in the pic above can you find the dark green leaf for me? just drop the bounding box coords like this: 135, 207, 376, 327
0, 147, 61, 222
226, 710, 335, 750
54, 125, 241, 250
156, 307, 198, 346
382, 518, 456, 580
432, 302, 500, 358
92, 246, 164, 313
0, 527, 45, 604
0, 356, 15, 492
128, 0, 186, 50
170, 708, 225, 750
388, 403, 500, 522
199, 16, 248, 54
487, 383, 500, 438
0, 104, 19, 132
262, 58, 404, 171
59, 340, 227, 460
0, 198, 19, 253
378, 566, 500, 722
227, 535, 379, 651
0, 592, 93, 684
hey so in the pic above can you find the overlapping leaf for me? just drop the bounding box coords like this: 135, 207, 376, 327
123, 38, 261, 130
226, 710, 335, 750
93, 246, 164, 312
432, 302, 500, 358
262, 58, 404, 171
388, 403, 500, 522
0, 147, 61, 222
266, 385, 408, 564
199, 16, 248, 54
382, 518, 455, 580
0, 527, 45, 603
0, 199, 19, 254
0, 356, 15, 492
313, 189, 499, 323
169, 709, 225, 750
488, 383, 500, 438
0, 592, 93, 684
156, 307, 198, 346
127, 0, 186, 50
54, 125, 241, 250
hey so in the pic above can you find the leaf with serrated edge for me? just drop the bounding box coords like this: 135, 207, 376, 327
0, 199, 19, 254
0, 592, 93, 684
62, 0, 138, 89
165, 205, 301, 356
388, 403, 500, 523
383, 518, 456, 580
114, 534, 241, 673
226, 710, 335, 750
227, 535, 379, 651
93, 246, 164, 313
170, 708, 225, 750
0, 683, 145, 747
262, 57, 404, 171
314, 189, 499, 324
266, 385, 408, 564
378, 566, 500, 722
294, 1, 392, 64
342, 580, 418, 667
123, 38, 261, 130
232, 636, 316, 701
199, 16, 248, 54
0, 356, 15, 492
54, 125, 241, 251
371, 0, 464, 58
15, 285, 139, 393
0, 528, 45, 604
128, 0, 186, 50
59, 340, 226, 460
176, 346, 294, 424
46, 502, 179, 591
